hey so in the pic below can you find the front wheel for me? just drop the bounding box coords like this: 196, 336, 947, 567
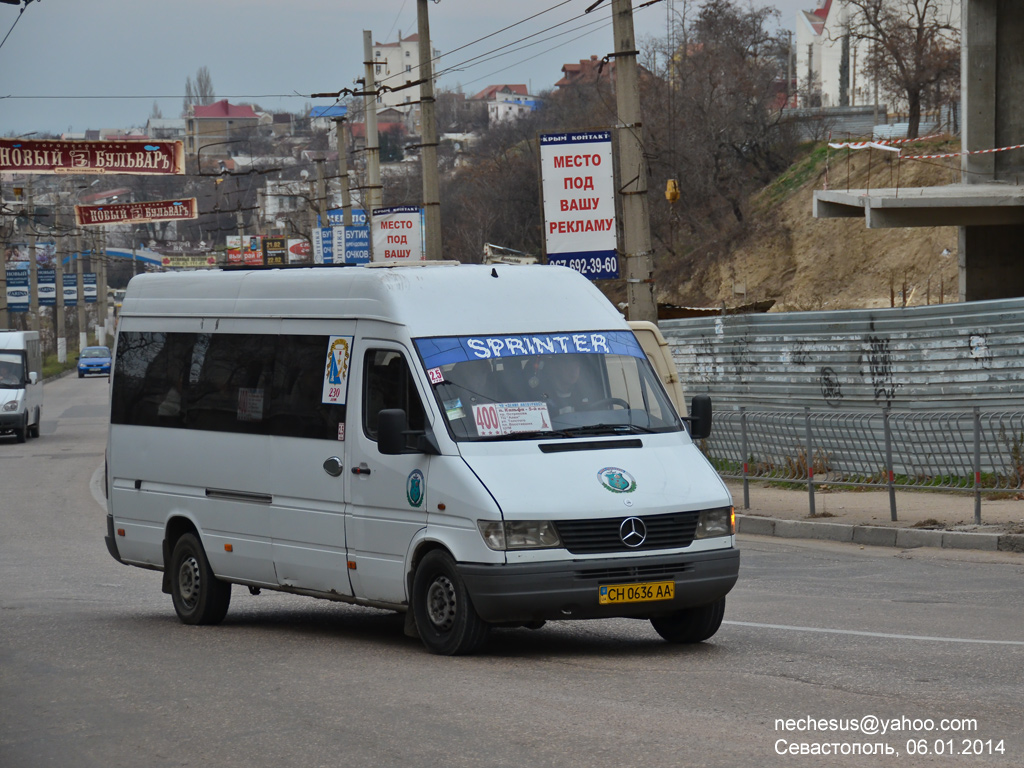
650, 597, 726, 644
170, 533, 231, 625
28, 409, 40, 438
412, 550, 489, 655
14, 415, 26, 443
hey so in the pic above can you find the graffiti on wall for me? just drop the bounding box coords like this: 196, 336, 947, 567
860, 335, 901, 405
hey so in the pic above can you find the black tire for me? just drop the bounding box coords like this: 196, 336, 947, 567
28, 409, 40, 439
14, 416, 26, 444
169, 533, 231, 625
650, 597, 726, 644
412, 550, 489, 655
78, 371, 84, 378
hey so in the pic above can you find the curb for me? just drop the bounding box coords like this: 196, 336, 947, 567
737, 514, 1024, 553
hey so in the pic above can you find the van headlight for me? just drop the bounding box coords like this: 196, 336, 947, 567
478, 520, 562, 551
695, 506, 735, 539
2, 400, 19, 412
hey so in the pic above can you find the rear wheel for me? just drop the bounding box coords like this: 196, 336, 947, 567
412, 550, 488, 655
170, 533, 231, 625
650, 597, 726, 644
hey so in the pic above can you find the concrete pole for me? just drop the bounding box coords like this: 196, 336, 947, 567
54, 205, 66, 363
316, 158, 328, 228
335, 118, 353, 227
97, 229, 108, 346
363, 30, 383, 215
27, 181, 40, 334
76, 230, 87, 350
611, 0, 657, 323
417, 0, 442, 260
237, 209, 246, 264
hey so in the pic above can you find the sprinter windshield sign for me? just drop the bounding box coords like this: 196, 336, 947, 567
415, 331, 680, 440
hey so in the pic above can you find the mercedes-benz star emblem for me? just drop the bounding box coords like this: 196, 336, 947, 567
619, 516, 647, 548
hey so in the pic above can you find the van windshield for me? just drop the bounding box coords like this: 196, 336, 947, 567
0, 352, 25, 387
415, 331, 682, 441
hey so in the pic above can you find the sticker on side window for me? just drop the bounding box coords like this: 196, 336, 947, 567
322, 335, 353, 405
472, 402, 552, 436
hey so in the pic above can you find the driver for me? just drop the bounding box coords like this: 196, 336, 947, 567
541, 354, 590, 415
0, 360, 20, 386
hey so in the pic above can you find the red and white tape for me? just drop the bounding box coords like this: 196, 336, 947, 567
901, 143, 1024, 160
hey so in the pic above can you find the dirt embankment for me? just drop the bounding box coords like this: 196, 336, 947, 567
671, 139, 963, 312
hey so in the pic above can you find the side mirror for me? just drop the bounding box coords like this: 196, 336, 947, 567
28, 372, 38, 385
377, 408, 409, 455
687, 394, 712, 440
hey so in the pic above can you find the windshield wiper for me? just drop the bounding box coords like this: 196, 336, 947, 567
560, 423, 657, 436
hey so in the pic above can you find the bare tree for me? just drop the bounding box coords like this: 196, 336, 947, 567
182, 66, 217, 116
846, 0, 960, 139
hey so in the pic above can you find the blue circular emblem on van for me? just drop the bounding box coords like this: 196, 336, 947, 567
598, 467, 637, 494
406, 469, 425, 508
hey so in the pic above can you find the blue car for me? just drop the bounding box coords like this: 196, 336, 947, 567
78, 346, 111, 378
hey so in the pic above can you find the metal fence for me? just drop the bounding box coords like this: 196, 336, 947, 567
704, 408, 1024, 524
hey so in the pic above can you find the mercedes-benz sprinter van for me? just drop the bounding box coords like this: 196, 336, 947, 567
105, 264, 738, 654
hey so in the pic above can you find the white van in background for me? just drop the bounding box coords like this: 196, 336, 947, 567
105, 264, 738, 655
0, 330, 43, 443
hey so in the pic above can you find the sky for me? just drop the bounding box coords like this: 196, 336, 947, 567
0, 0, 813, 136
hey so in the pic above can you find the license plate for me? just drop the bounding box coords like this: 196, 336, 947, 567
598, 580, 675, 605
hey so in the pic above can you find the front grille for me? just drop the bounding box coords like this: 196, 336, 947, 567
574, 560, 694, 581
555, 511, 700, 554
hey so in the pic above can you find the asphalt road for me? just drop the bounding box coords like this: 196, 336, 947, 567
1, 375, 1022, 768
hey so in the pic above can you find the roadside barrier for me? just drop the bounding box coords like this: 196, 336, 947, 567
704, 407, 1024, 524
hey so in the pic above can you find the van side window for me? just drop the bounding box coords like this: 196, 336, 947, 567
363, 349, 426, 447
111, 330, 346, 440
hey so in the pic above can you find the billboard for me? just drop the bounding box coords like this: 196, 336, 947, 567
539, 130, 619, 280
263, 236, 288, 267
38, 268, 56, 306
63, 274, 78, 307
75, 198, 197, 226
83, 273, 97, 303
226, 235, 264, 266
5, 270, 29, 312
0, 138, 185, 175
371, 206, 424, 263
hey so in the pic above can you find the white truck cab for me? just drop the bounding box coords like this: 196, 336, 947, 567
105, 264, 738, 654
0, 330, 43, 443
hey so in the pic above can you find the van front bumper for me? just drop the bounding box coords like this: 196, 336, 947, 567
457, 548, 739, 624
0, 411, 25, 431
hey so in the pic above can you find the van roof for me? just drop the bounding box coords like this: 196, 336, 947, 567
120, 264, 627, 336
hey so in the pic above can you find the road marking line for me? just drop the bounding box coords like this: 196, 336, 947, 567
725, 621, 1024, 646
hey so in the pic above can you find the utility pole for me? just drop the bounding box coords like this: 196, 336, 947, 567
611, 0, 657, 322
27, 180, 40, 334
76, 229, 87, 350
417, 0, 442, 260
54, 203, 66, 363
363, 30, 383, 216
316, 158, 328, 228
236, 209, 246, 264
97, 229, 108, 345
334, 118, 354, 227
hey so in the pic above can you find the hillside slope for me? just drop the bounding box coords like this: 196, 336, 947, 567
671, 140, 962, 312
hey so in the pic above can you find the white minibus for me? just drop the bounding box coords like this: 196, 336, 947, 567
105, 263, 738, 654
